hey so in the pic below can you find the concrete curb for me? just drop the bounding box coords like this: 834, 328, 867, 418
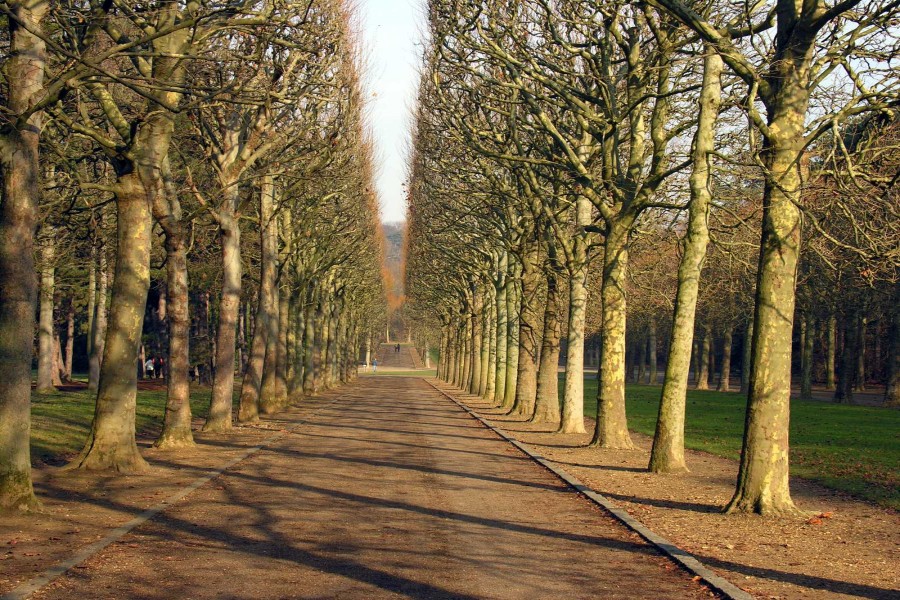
2, 398, 342, 600
426, 379, 755, 600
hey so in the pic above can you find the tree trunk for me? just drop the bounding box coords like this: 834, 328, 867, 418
825, 314, 836, 390
636, 333, 647, 385
533, 265, 561, 425
592, 219, 634, 449
502, 263, 520, 410
695, 326, 711, 390
36, 236, 55, 393
152, 159, 193, 449
88, 240, 108, 392
854, 314, 867, 391
885, 289, 900, 406
302, 293, 317, 394
799, 314, 813, 400
69, 175, 152, 472
52, 331, 64, 387
560, 261, 588, 434
650, 51, 721, 472
740, 318, 753, 394
718, 326, 733, 392
154, 225, 193, 448
484, 289, 497, 399
255, 178, 283, 415
512, 244, 541, 418
471, 303, 483, 394
205, 194, 241, 432
835, 313, 856, 403
493, 252, 509, 405
647, 321, 658, 384
63, 299, 75, 381
0, 0, 46, 510
726, 116, 807, 517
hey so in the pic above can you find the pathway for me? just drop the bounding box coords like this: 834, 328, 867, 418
30, 378, 711, 599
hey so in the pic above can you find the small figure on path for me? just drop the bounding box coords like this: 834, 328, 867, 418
395, 343, 400, 353
144, 358, 155, 379
372, 358, 377, 373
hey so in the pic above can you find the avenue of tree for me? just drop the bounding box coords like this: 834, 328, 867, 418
405, 0, 899, 516
0, 0, 387, 511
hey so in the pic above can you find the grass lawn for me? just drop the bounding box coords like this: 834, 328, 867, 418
30, 386, 213, 465
576, 377, 900, 510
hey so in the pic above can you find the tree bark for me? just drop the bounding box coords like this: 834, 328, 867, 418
825, 314, 836, 390
36, 236, 55, 393
512, 243, 541, 418
88, 239, 108, 392
68, 175, 153, 472
854, 314, 867, 391
799, 314, 814, 400
592, 219, 634, 449
885, 289, 900, 406
647, 321, 658, 384
835, 313, 856, 404
717, 325, 733, 392
533, 265, 561, 425
152, 160, 194, 449
0, 0, 47, 510
205, 188, 241, 432
650, 50, 721, 472
154, 224, 193, 448
493, 252, 509, 406
695, 326, 712, 390
740, 318, 753, 394
726, 99, 809, 517
502, 262, 521, 410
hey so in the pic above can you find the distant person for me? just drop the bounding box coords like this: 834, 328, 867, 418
372, 358, 377, 373
144, 358, 155, 379
395, 343, 400, 353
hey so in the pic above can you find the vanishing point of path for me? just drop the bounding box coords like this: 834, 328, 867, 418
32, 378, 711, 599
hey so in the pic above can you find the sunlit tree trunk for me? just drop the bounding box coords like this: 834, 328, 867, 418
533, 265, 561, 425
502, 261, 520, 410
153, 162, 193, 449
69, 173, 154, 472
0, 0, 48, 509
493, 251, 508, 405
560, 196, 591, 434
592, 218, 634, 449
512, 243, 541, 417
650, 50, 721, 472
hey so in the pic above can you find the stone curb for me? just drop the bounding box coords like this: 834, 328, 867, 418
2, 397, 342, 600
426, 379, 755, 600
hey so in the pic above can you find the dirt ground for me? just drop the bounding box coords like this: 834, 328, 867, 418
2, 378, 717, 599
434, 382, 900, 600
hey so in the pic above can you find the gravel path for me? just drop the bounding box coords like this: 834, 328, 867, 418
32, 377, 712, 599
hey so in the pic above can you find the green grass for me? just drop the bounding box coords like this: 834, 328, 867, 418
30, 387, 213, 465
576, 377, 900, 510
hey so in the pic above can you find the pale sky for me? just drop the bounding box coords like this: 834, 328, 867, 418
356, 0, 426, 223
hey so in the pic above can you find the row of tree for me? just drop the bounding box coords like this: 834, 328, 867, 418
0, 0, 386, 512
406, 0, 898, 516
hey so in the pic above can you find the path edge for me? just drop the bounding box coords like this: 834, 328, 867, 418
0, 396, 342, 600
425, 378, 755, 600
